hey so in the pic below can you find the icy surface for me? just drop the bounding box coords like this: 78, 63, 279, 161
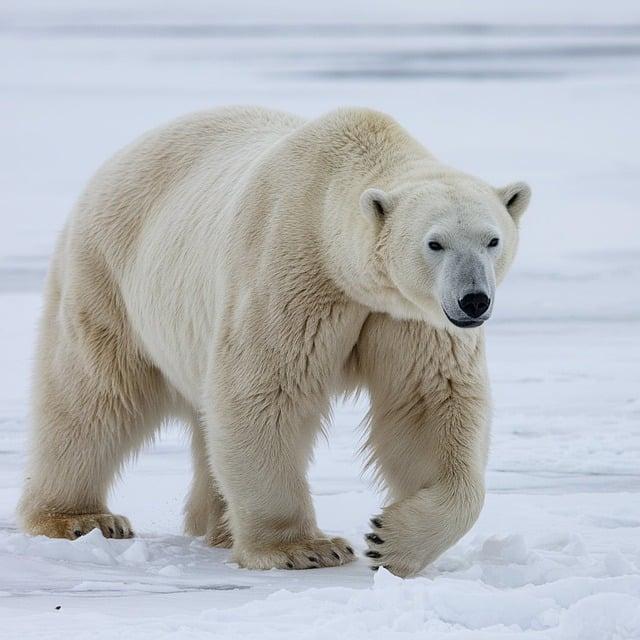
1, 1, 639, 638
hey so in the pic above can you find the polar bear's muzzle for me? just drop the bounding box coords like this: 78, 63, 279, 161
437, 250, 495, 328
443, 291, 492, 328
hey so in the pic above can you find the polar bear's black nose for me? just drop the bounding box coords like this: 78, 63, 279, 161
458, 292, 490, 318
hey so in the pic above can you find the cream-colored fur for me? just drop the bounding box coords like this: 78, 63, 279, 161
18, 106, 529, 576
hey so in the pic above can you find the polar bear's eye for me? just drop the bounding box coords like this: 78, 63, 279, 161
488, 238, 499, 248
428, 241, 444, 251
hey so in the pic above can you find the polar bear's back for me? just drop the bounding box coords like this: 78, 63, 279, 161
51, 107, 305, 397
68, 107, 303, 268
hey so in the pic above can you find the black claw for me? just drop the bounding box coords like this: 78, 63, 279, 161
370, 517, 382, 529
365, 550, 381, 559
307, 556, 318, 563
331, 551, 340, 559
346, 546, 354, 555
108, 527, 115, 536
117, 526, 124, 537
370, 565, 379, 571
286, 561, 294, 568
366, 533, 384, 545
73, 529, 82, 538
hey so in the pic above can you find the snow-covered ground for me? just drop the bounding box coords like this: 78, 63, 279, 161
1, 1, 639, 638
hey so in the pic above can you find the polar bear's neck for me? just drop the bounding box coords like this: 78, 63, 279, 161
244, 107, 445, 315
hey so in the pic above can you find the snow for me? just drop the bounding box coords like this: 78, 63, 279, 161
1, 1, 639, 638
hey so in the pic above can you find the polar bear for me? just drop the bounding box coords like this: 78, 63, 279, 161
18, 107, 530, 577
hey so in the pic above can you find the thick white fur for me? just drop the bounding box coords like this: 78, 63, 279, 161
18, 106, 529, 576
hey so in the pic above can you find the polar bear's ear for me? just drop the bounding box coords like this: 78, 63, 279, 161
498, 181, 531, 223
360, 188, 393, 223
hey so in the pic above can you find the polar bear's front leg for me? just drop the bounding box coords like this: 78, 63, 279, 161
357, 314, 490, 576
364, 389, 488, 577
364, 415, 487, 577
204, 374, 355, 570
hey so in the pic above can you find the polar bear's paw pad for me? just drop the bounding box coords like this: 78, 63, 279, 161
236, 536, 355, 570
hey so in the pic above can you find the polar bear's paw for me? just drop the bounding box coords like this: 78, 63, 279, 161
364, 511, 431, 578
234, 536, 355, 570
24, 513, 134, 540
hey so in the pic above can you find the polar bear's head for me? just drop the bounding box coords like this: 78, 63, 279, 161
359, 175, 530, 329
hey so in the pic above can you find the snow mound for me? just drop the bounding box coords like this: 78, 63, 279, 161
197, 571, 640, 639
1, 528, 149, 566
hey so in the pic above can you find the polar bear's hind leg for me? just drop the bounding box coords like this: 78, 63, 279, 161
18, 255, 168, 540
184, 415, 233, 548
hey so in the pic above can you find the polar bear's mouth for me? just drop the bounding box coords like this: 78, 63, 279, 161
443, 310, 485, 329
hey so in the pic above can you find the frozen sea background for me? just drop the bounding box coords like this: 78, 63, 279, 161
1, 1, 640, 638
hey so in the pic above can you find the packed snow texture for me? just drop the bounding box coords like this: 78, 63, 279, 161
1, 1, 639, 638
